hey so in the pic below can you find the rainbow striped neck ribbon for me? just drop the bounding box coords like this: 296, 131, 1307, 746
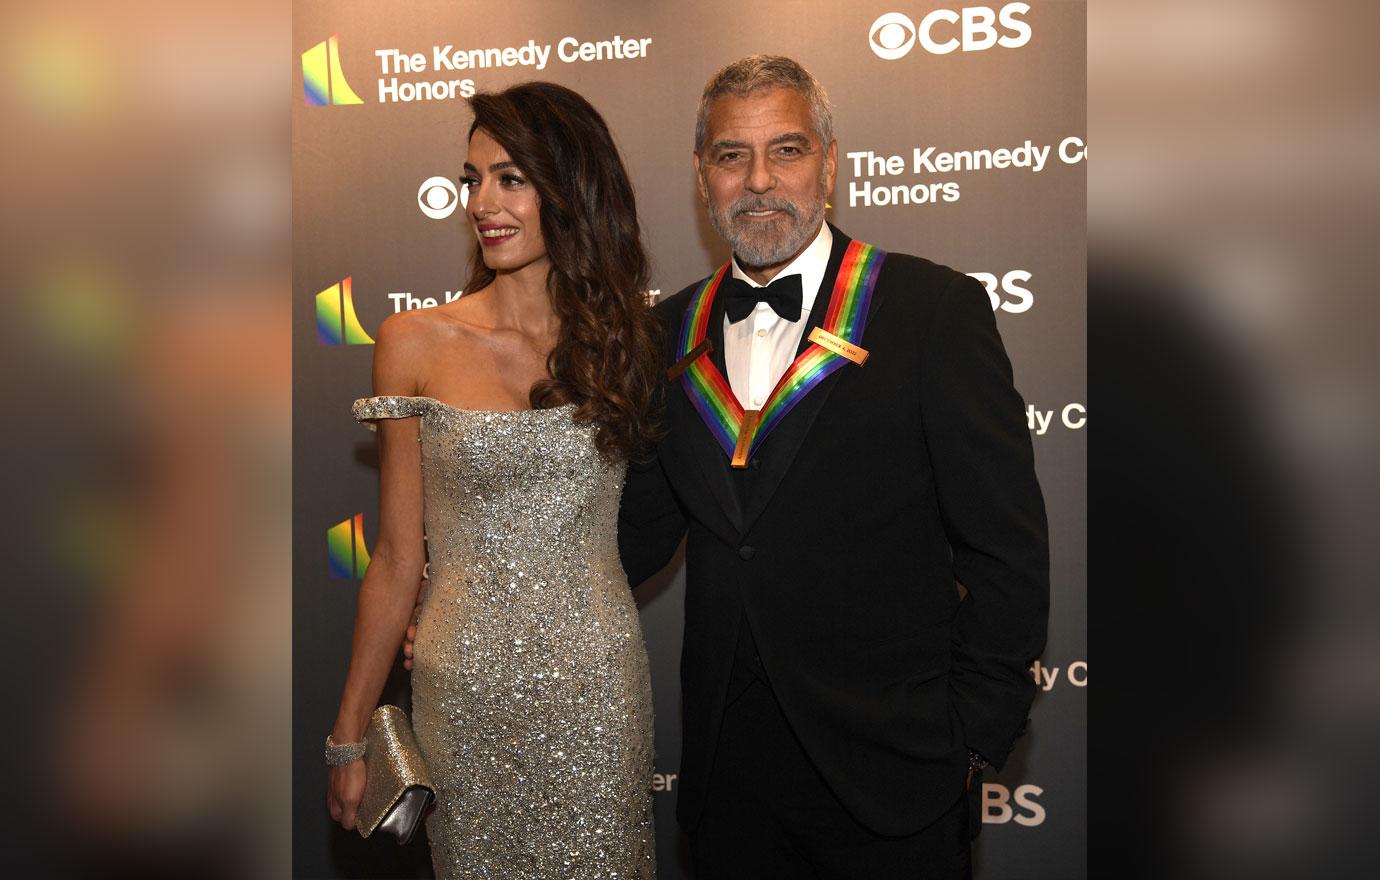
675, 239, 886, 467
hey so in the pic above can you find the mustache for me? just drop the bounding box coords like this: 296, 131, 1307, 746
728, 197, 802, 220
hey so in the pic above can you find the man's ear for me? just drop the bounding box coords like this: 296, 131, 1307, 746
824, 139, 838, 194
693, 152, 709, 206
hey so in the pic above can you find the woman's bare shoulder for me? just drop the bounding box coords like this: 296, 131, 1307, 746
368, 310, 420, 373
374, 303, 477, 356
386, 294, 494, 342
369, 308, 450, 395
373, 297, 493, 387
429, 289, 493, 334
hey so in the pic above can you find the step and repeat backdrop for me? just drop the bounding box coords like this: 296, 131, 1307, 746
293, 2, 1084, 877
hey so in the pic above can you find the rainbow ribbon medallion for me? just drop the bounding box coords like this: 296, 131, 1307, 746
677, 240, 886, 465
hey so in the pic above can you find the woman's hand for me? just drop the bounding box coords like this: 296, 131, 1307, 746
327, 759, 368, 831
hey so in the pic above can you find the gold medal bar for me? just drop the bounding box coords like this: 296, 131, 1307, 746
808, 327, 869, 365
731, 409, 761, 469
666, 339, 713, 380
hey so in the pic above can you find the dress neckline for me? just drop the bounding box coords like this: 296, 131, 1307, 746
400, 395, 578, 417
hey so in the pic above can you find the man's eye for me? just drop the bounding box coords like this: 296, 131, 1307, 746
718, 152, 742, 163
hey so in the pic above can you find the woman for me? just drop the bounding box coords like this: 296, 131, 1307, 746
325, 82, 662, 879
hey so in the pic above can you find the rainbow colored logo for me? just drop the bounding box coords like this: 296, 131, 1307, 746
302, 34, 364, 106
327, 513, 372, 579
316, 276, 374, 345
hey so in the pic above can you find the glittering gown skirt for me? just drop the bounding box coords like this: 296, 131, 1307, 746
353, 396, 655, 880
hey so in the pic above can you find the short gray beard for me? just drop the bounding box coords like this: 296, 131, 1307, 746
708, 182, 828, 270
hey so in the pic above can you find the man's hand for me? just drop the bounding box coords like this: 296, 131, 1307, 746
402, 579, 427, 671
402, 622, 417, 670
966, 749, 987, 791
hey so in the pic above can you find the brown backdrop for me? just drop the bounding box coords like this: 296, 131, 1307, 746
293, 2, 1085, 876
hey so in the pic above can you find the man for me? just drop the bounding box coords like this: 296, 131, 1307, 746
618, 56, 1049, 878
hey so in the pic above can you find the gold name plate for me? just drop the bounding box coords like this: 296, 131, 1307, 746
731, 409, 761, 469
808, 327, 869, 365
666, 339, 713, 380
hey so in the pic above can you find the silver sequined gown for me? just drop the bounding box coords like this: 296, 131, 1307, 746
353, 396, 655, 880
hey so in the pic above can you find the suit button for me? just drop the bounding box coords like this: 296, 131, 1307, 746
738, 545, 756, 560
749, 457, 760, 470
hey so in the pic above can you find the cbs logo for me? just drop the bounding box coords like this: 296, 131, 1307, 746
418, 176, 468, 220
968, 270, 1034, 314
982, 783, 1046, 826
869, 3, 1032, 59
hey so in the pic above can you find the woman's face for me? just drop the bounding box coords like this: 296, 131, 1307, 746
462, 129, 548, 275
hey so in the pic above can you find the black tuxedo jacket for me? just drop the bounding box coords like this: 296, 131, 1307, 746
619, 225, 1049, 837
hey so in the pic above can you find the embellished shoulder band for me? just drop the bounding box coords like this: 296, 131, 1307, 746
352, 396, 433, 423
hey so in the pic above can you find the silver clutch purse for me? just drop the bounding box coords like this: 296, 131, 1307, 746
355, 705, 435, 844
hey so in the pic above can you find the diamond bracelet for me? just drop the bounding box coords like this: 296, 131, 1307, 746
325, 734, 367, 766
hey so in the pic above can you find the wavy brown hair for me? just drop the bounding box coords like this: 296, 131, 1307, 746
464, 82, 661, 461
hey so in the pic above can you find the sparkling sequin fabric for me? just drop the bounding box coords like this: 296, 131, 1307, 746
353, 396, 655, 880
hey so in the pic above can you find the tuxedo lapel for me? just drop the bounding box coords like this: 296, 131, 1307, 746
673, 277, 745, 535
795, 226, 848, 358
707, 282, 730, 378
738, 225, 889, 535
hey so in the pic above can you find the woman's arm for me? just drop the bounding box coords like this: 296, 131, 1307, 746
328, 417, 426, 740
327, 316, 429, 829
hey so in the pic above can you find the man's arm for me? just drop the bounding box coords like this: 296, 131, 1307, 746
921, 273, 1050, 771
619, 450, 688, 587
618, 295, 692, 587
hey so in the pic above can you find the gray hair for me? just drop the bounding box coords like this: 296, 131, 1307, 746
694, 55, 834, 154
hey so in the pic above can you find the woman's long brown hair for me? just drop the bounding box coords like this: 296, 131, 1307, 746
464, 82, 661, 462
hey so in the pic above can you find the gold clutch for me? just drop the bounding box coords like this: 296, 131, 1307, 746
355, 705, 435, 844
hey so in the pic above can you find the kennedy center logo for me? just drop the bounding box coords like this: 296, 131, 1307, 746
316, 276, 374, 345
302, 34, 364, 106
328, 513, 372, 579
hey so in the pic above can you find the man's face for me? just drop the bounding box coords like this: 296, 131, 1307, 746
695, 87, 837, 276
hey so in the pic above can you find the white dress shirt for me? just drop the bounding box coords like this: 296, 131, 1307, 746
723, 223, 834, 411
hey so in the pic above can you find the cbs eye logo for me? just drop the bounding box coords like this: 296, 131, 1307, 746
869, 5, 1032, 59
418, 176, 468, 220
869, 13, 917, 60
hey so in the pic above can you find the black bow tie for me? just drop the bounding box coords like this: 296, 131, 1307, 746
722, 274, 803, 323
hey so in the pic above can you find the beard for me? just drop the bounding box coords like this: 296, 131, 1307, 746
707, 177, 829, 270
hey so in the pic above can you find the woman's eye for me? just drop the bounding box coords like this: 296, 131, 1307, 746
502, 174, 526, 187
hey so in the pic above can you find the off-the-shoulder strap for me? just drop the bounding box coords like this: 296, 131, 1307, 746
352, 396, 432, 425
